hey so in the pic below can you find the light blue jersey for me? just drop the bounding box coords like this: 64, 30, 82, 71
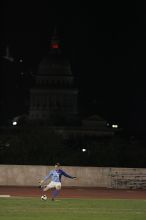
44, 169, 76, 182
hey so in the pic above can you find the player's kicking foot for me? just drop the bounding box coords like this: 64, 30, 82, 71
39, 185, 47, 190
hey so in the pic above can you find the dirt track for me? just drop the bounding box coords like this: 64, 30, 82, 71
0, 186, 146, 199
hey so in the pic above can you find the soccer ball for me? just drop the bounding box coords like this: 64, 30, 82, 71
41, 195, 47, 201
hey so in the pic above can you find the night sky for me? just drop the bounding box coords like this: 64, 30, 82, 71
1, 2, 146, 136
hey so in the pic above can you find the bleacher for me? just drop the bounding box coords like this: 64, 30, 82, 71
110, 170, 146, 189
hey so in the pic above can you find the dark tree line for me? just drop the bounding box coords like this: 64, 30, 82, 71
0, 127, 146, 167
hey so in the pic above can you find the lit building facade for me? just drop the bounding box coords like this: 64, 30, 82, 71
29, 32, 78, 125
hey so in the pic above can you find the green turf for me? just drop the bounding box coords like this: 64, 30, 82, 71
0, 197, 146, 220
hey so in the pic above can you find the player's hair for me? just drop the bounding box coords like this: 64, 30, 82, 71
55, 162, 60, 166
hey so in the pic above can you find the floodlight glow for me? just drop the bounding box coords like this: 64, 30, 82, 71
112, 124, 118, 128
12, 121, 17, 126
82, 148, 86, 152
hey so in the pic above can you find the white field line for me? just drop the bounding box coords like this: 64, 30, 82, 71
0, 195, 11, 198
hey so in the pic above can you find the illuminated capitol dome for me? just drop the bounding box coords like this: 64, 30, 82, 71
28, 30, 79, 125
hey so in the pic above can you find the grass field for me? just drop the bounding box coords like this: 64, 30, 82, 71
0, 197, 146, 220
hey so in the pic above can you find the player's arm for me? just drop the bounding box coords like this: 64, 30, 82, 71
39, 171, 52, 185
62, 170, 77, 179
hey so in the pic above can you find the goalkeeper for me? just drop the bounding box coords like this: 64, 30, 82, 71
39, 163, 77, 201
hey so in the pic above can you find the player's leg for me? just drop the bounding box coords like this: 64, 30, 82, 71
42, 181, 58, 201
39, 182, 54, 200
51, 182, 61, 201
43, 181, 54, 191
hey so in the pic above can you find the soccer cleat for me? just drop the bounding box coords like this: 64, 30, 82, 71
39, 185, 47, 189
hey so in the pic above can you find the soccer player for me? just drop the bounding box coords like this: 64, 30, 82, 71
39, 163, 77, 201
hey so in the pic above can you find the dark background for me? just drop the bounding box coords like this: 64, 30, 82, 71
1, 2, 146, 136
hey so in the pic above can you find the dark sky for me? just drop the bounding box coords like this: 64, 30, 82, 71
1, 2, 146, 135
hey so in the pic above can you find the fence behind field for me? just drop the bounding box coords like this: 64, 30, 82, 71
0, 165, 146, 189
